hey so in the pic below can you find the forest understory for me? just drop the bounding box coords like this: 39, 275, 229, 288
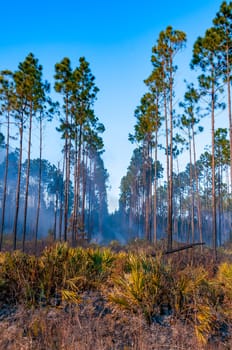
0, 240, 232, 350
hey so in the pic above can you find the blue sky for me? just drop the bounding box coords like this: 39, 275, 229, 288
0, 0, 227, 211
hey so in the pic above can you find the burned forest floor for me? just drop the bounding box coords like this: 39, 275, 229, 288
0, 239, 232, 349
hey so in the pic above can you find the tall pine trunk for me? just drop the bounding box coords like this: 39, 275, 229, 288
34, 113, 42, 253
164, 86, 170, 249
226, 43, 232, 193
81, 145, 88, 237
167, 67, 173, 252
22, 106, 33, 251
0, 109, 10, 251
13, 118, 23, 250
63, 96, 70, 242
153, 128, 158, 243
188, 126, 195, 242
192, 124, 203, 247
76, 125, 82, 237
211, 68, 217, 261
72, 126, 79, 244
87, 155, 93, 241
58, 156, 65, 241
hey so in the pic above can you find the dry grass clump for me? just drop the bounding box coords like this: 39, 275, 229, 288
107, 252, 170, 323
0, 242, 232, 349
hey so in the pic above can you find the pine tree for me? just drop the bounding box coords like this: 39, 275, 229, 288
191, 27, 225, 260
0, 71, 15, 250
153, 26, 186, 250
13, 53, 46, 251
213, 1, 232, 191
179, 83, 203, 245
54, 57, 73, 241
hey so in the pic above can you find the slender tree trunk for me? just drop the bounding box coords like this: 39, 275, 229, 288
145, 184, 150, 240
188, 127, 195, 243
211, 72, 217, 261
63, 96, 70, 242
153, 129, 158, 243
142, 152, 146, 240
221, 166, 226, 244
34, 114, 42, 253
98, 191, 103, 239
0, 109, 10, 251
58, 156, 65, 241
87, 155, 93, 241
53, 162, 60, 242
135, 179, 139, 238
22, 107, 33, 252
133, 178, 138, 239
53, 190, 59, 242
218, 167, 222, 246
76, 125, 82, 238
64, 139, 71, 241
72, 126, 78, 244
226, 43, 232, 193
144, 142, 149, 240
175, 158, 180, 241
13, 119, 23, 250
81, 145, 88, 237
145, 140, 152, 241
149, 142, 153, 241
63, 130, 68, 241
164, 87, 171, 249
167, 69, 173, 251
128, 193, 133, 240
192, 126, 203, 246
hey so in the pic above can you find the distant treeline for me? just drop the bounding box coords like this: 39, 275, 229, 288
0, 1, 232, 255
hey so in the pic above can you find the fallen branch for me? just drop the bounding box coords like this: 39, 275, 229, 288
165, 242, 205, 255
